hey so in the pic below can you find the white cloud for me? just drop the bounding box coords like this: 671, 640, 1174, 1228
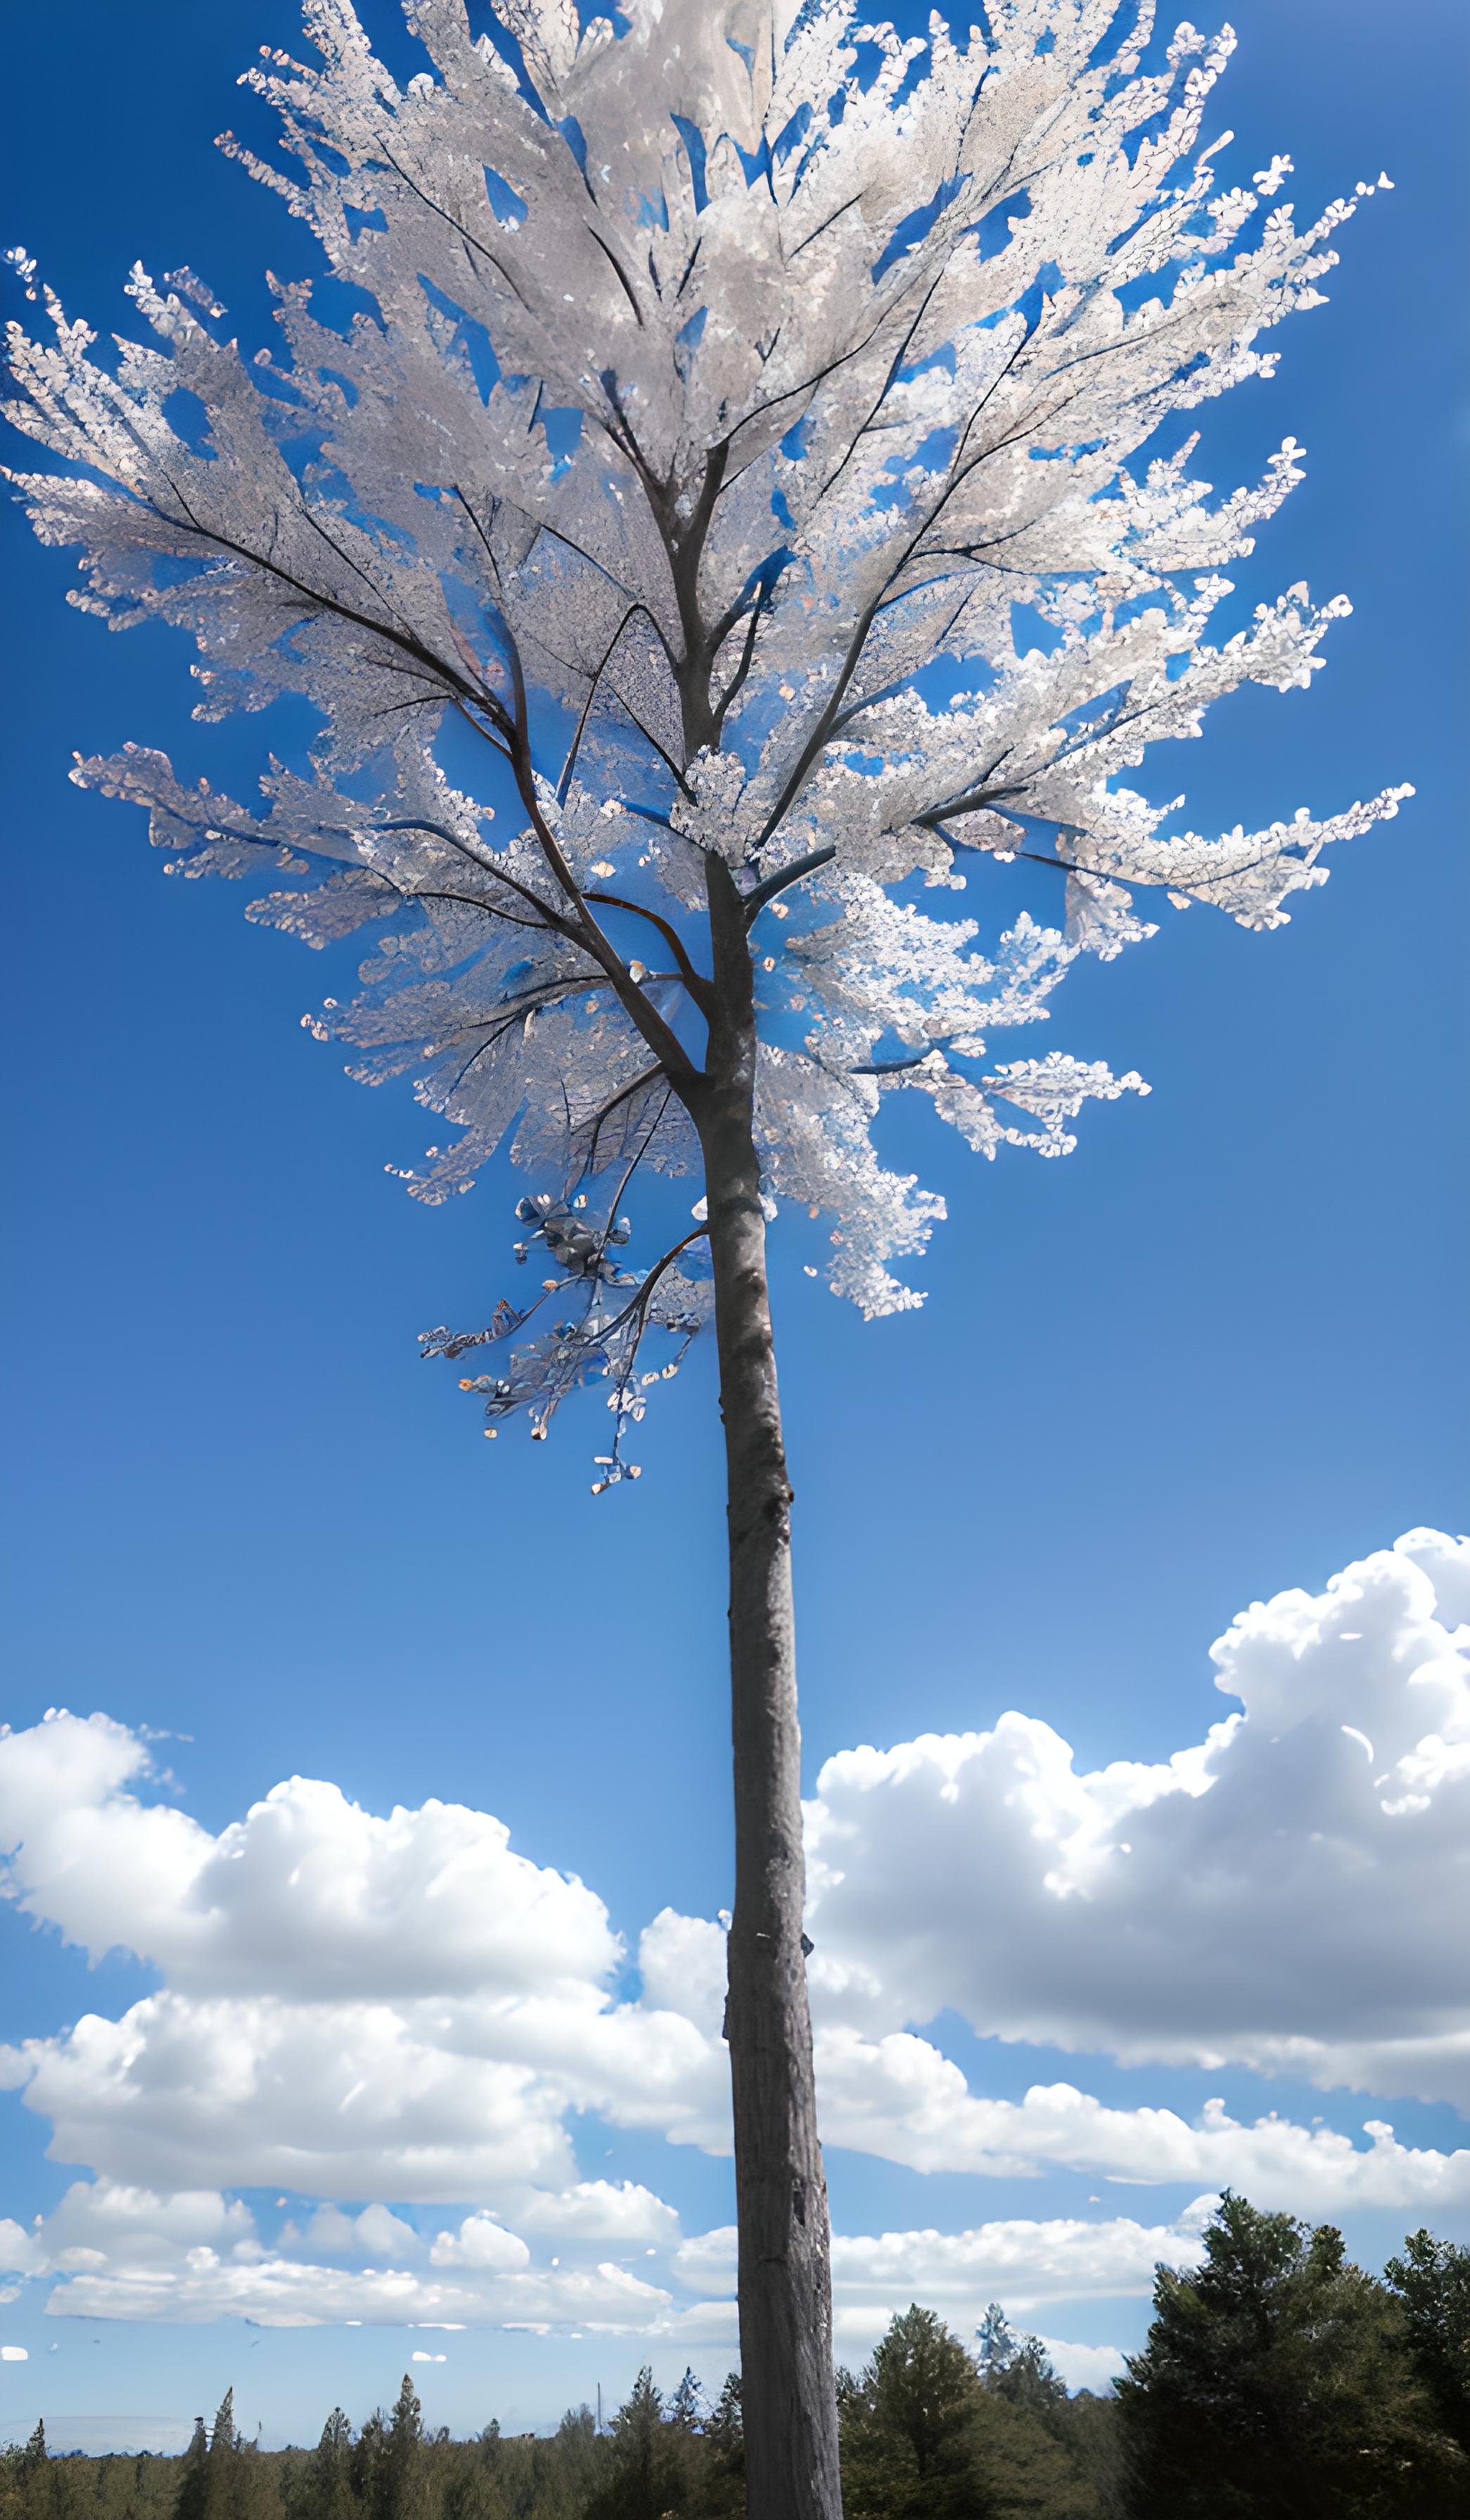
1033, 2336, 1126, 2393
13, 2169, 1189, 2349
2, 1530, 1469, 2339
428, 2213, 530, 2272
43, 2251, 675, 2332
2, 1989, 579, 2198
0, 2220, 45, 2276
645, 2298, 1130, 2388
808, 2031, 1470, 2209
639, 1908, 728, 2040
511, 2182, 679, 2244
672, 2206, 1205, 2343
37, 2179, 257, 2270
298, 2203, 423, 2258
1, 2347, 28, 2362
0, 1725, 617, 2000
804, 1531, 1470, 2105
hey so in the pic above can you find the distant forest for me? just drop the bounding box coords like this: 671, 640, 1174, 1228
4, 2201, 1467, 2518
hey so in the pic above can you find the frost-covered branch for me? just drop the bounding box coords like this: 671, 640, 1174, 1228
5, 0, 1411, 1451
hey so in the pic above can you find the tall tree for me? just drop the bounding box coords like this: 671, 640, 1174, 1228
840, 2304, 1101, 2519
1116, 2193, 1466, 2517
377, 2382, 425, 2520
176, 2391, 250, 2520
4, 5, 1407, 2509
288, 2414, 356, 2520
11, 2424, 58, 2520
584, 2368, 694, 2520
1386, 2230, 1470, 2457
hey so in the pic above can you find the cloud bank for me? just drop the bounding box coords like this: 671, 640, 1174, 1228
805, 1526, 1470, 2104
0, 2171, 1187, 2384
1, 1529, 1466, 2337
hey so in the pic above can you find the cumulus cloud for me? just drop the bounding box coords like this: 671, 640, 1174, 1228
1, 1530, 1468, 2339
675, 2207, 1207, 2348
0, 1728, 617, 2000
0, 2220, 44, 2277
47, 2250, 675, 2332
1, 2177, 676, 2332
0, 1981, 723, 2200
429, 2213, 531, 2272
804, 1531, 1470, 2106
807, 2033, 1470, 2211
0, 1726, 722, 2202
511, 2182, 680, 2244
3, 2170, 1183, 2364
298, 2204, 423, 2259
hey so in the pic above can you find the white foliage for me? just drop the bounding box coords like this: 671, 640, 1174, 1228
4, 0, 1410, 1420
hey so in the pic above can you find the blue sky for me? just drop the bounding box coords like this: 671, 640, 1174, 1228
1, 0, 1466, 2452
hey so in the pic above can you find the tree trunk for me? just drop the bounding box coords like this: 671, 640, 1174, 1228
696, 859, 843, 2520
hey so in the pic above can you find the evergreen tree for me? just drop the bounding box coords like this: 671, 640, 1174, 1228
14, 2424, 58, 2520
173, 2422, 209, 2520
977, 2311, 1069, 2420
841, 2305, 1101, 2519
546, 2410, 600, 2516
173, 2390, 270, 2520
838, 2304, 985, 2519
436, 2441, 505, 2520
696, 2377, 744, 2520
583, 2370, 693, 2520
287, 2415, 354, 2520
378, 2384, 423, 2520
665, 2374, 706, 2438
206, 2391, 242, 2520
1386, 2229, 1470, 2456
867, 2305, 983, 2483
1116, 2192, 1465, 2517
346, 2417, 383, 2520
976, 2307, 1018, 2382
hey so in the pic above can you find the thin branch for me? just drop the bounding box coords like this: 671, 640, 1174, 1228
585, 223, 646, 328
575, 1063, 667, 1178
742, 846, 838, 919
557, 594, 686, 791
583, 892, 715, 1012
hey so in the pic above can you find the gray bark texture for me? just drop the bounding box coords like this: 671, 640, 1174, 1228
694, 861, 844, 2520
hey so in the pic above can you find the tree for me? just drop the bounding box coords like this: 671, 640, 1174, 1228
288, 2415, 355, 2520
11, 2425, 58, 2520
1386, 2229, 1470, 2457
841, 2305, 1101, 2519
346, 2418, 385, 2520
174, 2390, 269, 2520
1115, 2192, 1466, 2516
977, 2306, 1067, 2415
583, 2369, 694, 2520
174, 2424, 207, 2520
4, 6, 1410, 2510
366, 2383, 424, 2520
697, 2375, 745, 2520
665, 2372, 708, 2437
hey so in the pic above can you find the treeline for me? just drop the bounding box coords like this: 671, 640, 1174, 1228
3, 2200, 1467, 2519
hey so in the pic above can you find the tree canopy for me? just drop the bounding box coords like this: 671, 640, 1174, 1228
3, 0, 1410, 1471
1116, 2192, 1468, 2517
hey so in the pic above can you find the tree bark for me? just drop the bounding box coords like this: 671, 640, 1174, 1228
695, 859, 844, 2520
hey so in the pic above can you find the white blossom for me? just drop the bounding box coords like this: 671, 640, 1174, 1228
5, 0, 1410, 1439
